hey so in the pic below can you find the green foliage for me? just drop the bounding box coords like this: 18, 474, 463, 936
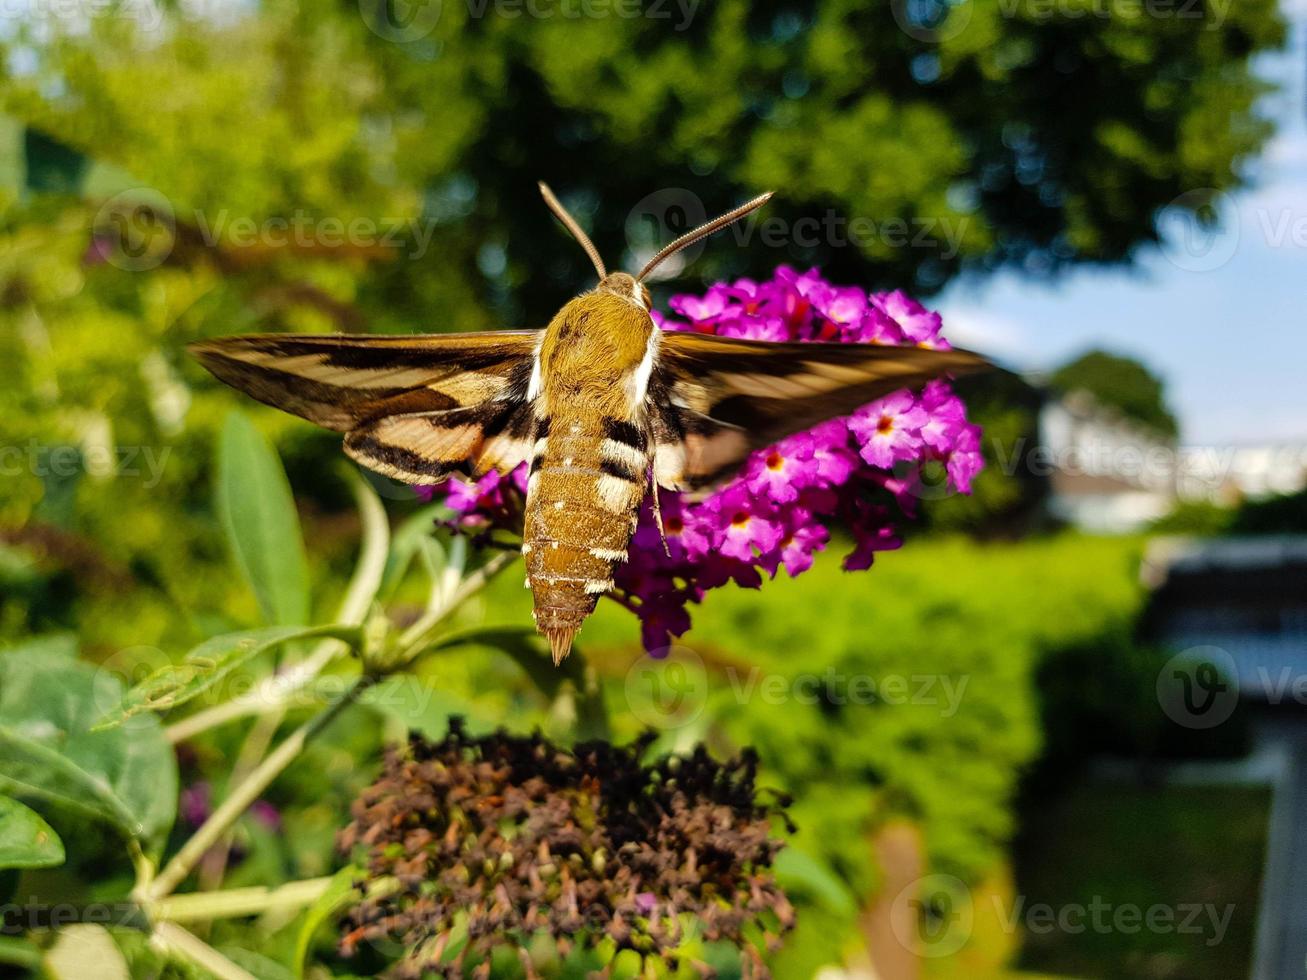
1051, 349, 1179, 437
1031, 624, 1251, 799
1230, 486, 1307, 534
0, 2, 1276, 973
0, 637, 177, 848
217, 412, 312, 626
1014, 784, 1269, 979
1149, 488, 1307, 537
0, 0, 1286, 327
94, 624, 362, 731
0, 795, 65, 869
292, 866, 359, 979
43, 924, 133, 980
1149, 499, 1234, 536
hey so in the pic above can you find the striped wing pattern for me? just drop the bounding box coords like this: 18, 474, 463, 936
651, 332, 990, 494
189, 331, 541, 480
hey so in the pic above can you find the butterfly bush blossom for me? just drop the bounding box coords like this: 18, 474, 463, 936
418, 268, 983, 654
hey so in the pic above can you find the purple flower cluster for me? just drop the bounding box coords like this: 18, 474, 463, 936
419, 268, 982, 654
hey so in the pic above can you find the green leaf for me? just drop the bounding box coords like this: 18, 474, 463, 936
292, 866, 360, 978
0, 935, 41, 969
773, 847, 858, 917
0, 795, 65, 869
43, 924, 130, 980
0, 650, 176, 846
217, 411, 311, 626
379, 503, 447, 599
1, 634, 78, 663
424, 627, 609, 740
420, 626, 544, 682
222, 945, 295, 980
362, 675, 491, 740
93, 624, 362, 731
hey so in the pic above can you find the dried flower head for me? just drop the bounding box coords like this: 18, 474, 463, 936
418, 267, 983, 653
338, 721, 795, 978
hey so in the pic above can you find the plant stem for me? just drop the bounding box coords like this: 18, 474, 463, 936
197, 707, 284, 894
152, 876, 335, 923
334, 471, 391, 625
148, 675, 374, 900
151, 922, 257, 980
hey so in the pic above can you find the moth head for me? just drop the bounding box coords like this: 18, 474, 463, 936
596, 272, 652, 311
538, 181, 775, 295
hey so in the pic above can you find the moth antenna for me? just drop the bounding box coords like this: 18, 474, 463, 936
636, 190, 775, 283
538, 181, 607, 281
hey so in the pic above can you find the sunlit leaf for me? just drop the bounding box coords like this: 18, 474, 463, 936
43, 925, 129, 980
292, 866, 360, 978
217, 411, 310, 626
773, 847, 857, 917
222, 945, 295, 980
93, 624, 362, 731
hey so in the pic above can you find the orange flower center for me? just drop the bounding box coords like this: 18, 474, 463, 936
731, 512, 751, 528
877, 414, 894, 435
766, 451, 784, 471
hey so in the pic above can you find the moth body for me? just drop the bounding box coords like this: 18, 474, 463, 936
525, 274, 657, 663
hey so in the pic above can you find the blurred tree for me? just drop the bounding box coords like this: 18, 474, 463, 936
921, 369, 1051, 535
1051, 348, 1179, 436
1230, 486, 1307, 533
0, 0, 1287, 329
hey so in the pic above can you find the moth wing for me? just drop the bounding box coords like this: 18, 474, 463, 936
648, 396, 753, 498
189, 330, 541, 482
343, 401, 536, 484
651, 332, 990, 495
188, 331, 540, 432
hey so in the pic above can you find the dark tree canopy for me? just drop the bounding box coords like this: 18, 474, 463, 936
1051, 348, 1179, 436
0, 0, 1285, 329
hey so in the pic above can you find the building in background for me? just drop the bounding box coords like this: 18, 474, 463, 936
1039, 390, 1307, 533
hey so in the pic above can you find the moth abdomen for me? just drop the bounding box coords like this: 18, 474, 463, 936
523, 412, 648, 663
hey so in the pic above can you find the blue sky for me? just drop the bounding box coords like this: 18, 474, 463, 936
937, 5, 1307, 446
